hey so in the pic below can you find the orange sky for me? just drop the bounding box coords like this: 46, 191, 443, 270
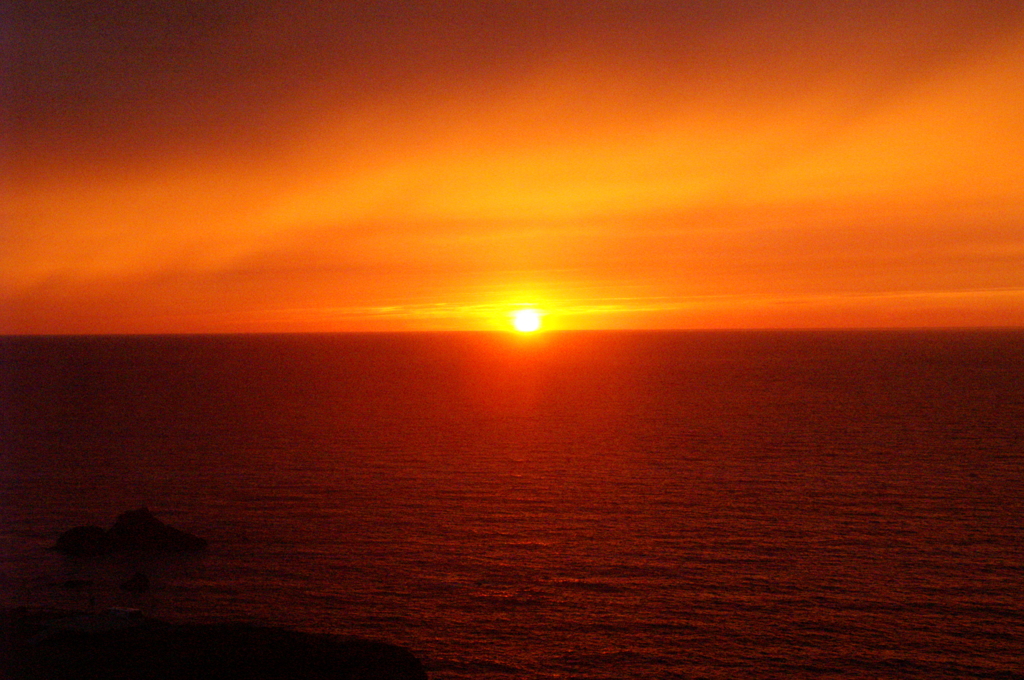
3, 1, 1023, 333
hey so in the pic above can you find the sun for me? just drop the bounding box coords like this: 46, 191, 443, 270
512, 308, 542, 332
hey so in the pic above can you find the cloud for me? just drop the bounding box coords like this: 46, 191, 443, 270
4, 1, 1024, 332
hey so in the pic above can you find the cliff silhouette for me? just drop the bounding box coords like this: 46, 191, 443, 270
2, 607, 428, 680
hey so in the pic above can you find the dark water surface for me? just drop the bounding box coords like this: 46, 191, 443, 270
2, 331, 1023, 678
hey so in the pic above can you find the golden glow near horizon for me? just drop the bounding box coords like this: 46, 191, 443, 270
4, 2, 1024, 333
512, 309, 542, 333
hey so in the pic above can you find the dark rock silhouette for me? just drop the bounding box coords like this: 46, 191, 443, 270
58, 580, 97, 611
106, 508, 208, 553
52, 526, 107, 557
59, 580, 93, 591
121, 572, 151, 594
2, 608, 429, 680
51, 508, 207, 556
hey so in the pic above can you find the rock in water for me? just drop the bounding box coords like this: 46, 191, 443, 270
51, 508, 207, 556
52, 526, 108, 557
106, 507, 208, 553
121, 571, 151, 594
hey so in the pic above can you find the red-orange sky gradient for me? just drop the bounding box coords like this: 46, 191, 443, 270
4, 1, 1024, 333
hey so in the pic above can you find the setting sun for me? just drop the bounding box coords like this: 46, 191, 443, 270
512, 309, 542, 333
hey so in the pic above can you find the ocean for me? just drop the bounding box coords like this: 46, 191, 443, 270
2, 330, 1022, 678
